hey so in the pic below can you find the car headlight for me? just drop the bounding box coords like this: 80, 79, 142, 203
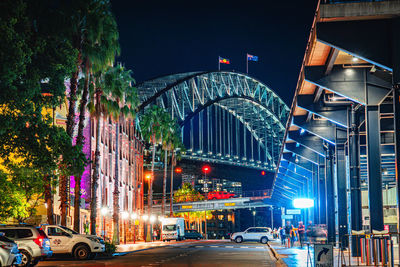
87, 237, 100, 243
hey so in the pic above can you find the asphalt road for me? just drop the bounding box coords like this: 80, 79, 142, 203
37, 240, 281, 267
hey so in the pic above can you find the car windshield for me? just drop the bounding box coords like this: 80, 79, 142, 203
163, 225, 176, 231
59, 226, 79, 235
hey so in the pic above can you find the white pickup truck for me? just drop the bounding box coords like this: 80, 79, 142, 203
40, 225, 105, 260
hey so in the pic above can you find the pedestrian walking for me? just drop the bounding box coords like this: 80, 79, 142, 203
279, 227, 286, 245
298, 221, 305, 248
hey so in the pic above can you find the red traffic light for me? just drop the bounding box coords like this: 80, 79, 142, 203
261, 170, 266, 176
175, 167, 182, 173
202, 165, 211, 174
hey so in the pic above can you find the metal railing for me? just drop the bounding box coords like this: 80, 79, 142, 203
338, 232, 398, 266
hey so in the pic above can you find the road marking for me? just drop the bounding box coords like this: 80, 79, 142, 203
240, 246, 248, 248
255, 246, 263, 249
225, 246, 234, 248
210, 245, 218, 248
195, 245, 204, 248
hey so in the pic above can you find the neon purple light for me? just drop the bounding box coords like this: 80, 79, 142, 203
70, 111, 91, 201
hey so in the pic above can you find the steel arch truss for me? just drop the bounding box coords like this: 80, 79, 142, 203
137, 71, 289, 170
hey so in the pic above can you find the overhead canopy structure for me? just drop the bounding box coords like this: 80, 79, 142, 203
272, 0, 400, 245
137, 71, 289, 171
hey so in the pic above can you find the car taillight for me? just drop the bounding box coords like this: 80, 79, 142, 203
33, 237, 44, 248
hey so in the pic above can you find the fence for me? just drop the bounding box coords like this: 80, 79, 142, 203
338, 232, 398, 266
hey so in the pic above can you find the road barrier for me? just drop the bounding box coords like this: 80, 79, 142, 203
339, 232, 397, 266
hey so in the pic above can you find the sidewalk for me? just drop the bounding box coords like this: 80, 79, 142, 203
270, 239, 400, 266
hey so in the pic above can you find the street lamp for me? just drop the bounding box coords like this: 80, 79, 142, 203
252, 210, 256, 227
100, 207, 108, 239
142, 214, 149, 221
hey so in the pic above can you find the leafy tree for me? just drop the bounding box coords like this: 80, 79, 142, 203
174, 183, 204, 203
0, 0, 86, 224
173, 183, 210, 229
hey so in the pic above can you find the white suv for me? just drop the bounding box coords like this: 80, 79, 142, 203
231, 227, 271, 244
41, 225, 105, 260
0, 225, 52, 267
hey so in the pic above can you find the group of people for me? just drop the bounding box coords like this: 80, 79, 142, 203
276, 221, 308, 248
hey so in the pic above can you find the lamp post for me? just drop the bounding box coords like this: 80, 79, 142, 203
252, 210, 256, 227
202, 165, 211, 193
100, 207, 108, 239
145, 172, 152, 242
131, 212, 137, 244
142, 214, 149, 242
122, 211, 129, 244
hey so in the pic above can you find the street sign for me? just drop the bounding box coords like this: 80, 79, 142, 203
286, 209, 301, 215
282, 215, 293, 219
314, 244, 333, 267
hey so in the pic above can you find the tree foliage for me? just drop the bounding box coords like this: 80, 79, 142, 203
0, 0, 86, 222
174, 183, 204, 203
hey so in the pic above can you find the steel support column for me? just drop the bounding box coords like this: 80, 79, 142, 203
392, 17, 400, 236
349, 105, 362, 256
325, 144, 335, 244
312, 164, 319, 224
319, 158, 326, 225
365, 105, 384, 231
336, 141, 348, 248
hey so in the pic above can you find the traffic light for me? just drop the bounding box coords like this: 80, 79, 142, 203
202, 165, 211, 174
261, 170, 266, 176
175, 167, 182, 173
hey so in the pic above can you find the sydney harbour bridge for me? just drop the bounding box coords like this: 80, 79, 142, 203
137, 71, 289, 172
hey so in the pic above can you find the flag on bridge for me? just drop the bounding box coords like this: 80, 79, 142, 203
247, 54, 258, 61
219, 57, 230, 64
218, 56, 230, 71
246, 53, 258, 73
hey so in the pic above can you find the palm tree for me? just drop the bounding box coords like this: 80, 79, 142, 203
102, 64, 137, 245
86, 63, 137, 237
169, 132, 184, 216
161, 115, 181, 215
140, 106, 168, 240
71, 0, 120, 231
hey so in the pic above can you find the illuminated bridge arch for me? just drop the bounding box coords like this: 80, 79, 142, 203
137, 71, 289, 171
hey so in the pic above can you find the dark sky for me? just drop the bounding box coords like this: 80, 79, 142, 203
111, 0, 318, 105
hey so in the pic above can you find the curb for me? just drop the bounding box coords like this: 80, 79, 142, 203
267, 243, 287, 266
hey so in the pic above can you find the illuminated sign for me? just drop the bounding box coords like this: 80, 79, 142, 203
224, 203, 235, 207
182, 205, 193, 209
286, 209, 301, 215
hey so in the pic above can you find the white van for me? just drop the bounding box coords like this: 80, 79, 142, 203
40, 225, 105, 260
162, 218, 185, 241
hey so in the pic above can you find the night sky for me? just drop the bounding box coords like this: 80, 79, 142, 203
112, 0, 318, 191
111, 0, 318, 105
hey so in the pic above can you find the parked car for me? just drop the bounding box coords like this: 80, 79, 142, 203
40, 225, 105, 260
184, 230, 203, 240
0, 225, 52, 267
230, 227, 271, 244
207, 191, 235, 200
0, 233, 22, 266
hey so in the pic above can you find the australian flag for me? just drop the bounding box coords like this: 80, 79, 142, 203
247, 54, 258, 61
